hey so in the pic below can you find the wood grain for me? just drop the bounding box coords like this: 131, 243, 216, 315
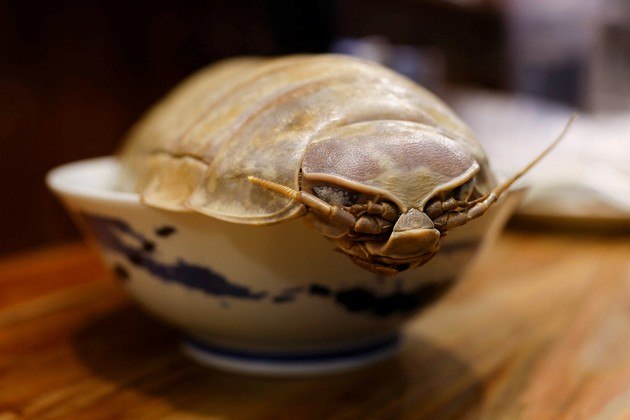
0, 230, 629, 419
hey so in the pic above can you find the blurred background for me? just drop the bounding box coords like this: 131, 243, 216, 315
2, 0, 629, 256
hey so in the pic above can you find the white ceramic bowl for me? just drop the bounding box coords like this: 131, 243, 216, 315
47, 156, 520, 375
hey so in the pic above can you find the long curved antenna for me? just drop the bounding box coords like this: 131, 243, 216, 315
467, 112, 578, 220
247, 176, 357, 228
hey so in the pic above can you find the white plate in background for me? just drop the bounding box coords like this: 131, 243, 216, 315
450, 90, 630, 229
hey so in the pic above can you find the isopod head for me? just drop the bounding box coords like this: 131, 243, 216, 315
250, 114, 575, 276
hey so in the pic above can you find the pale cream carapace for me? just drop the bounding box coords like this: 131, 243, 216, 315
117, 54, 569, 275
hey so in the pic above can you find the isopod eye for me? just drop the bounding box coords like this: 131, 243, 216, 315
454, 177, 477, 201
312, 185, 358, 207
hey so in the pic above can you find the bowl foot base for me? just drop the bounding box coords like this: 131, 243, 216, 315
181, 335, 400, 376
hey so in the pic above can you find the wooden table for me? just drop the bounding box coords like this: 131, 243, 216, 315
1, 229, 629, 419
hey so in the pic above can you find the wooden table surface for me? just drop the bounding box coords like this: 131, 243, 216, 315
1, 228, 629, 419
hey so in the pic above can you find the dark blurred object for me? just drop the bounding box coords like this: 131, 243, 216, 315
0, 0, 333, 255
504, 0, 630, 111
589, 0, 630, 111
335, 0, 507, 88
1, 0, 506, 256
330, 36, 447, 94
503, 0, 597, 106
266, 0, 334, 52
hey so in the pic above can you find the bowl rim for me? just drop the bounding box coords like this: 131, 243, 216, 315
46, 156, 140, 204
